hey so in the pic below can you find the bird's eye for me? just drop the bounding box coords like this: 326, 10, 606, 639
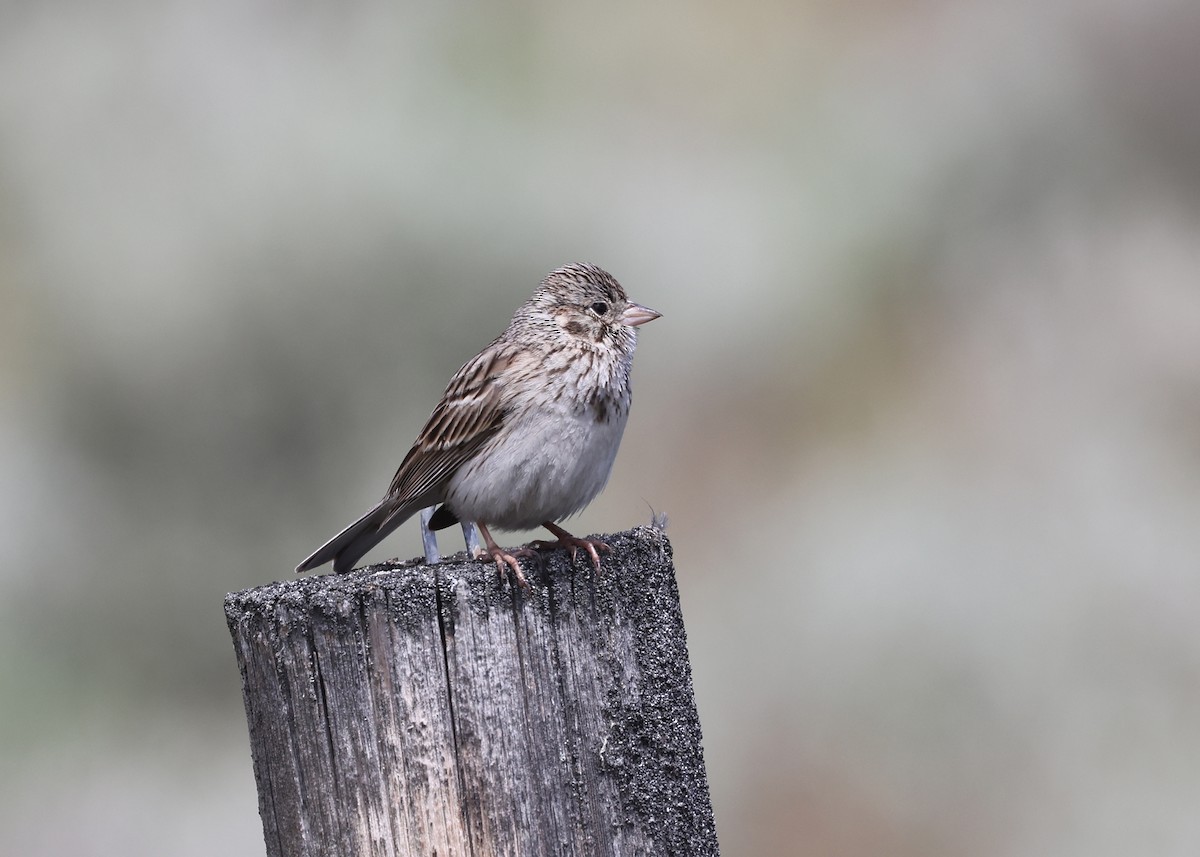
589, 301, 609, 315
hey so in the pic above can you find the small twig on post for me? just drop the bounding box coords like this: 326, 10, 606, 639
418, 506, 440, 563
460, 519, 481, 557
418, 507, 482, 564
225, 526, 719, 857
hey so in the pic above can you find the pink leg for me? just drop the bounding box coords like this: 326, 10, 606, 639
474, 522, 536, 589
530, 521, 611, 572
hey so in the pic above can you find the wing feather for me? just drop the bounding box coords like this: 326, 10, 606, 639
383, 341, 528, 507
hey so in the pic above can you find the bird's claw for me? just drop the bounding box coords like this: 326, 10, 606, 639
473, 545, 537, 590
527, 535, 611, 572
472, 522, 609, 588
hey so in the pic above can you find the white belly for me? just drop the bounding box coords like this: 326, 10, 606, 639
444, 402, 628, 531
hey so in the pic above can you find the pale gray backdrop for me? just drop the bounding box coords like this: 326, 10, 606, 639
2, 2, 1199, 855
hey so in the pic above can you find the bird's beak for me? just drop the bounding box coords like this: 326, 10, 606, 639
621, 302, 662, 327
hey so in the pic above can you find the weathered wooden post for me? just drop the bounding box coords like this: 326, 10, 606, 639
225, 526, 719, 856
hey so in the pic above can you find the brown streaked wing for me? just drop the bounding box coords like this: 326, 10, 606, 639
384, 341, 525, 505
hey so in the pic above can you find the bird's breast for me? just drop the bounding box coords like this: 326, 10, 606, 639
444, 380, 631, 531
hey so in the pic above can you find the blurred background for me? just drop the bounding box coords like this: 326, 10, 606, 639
3, 1, 1199, 854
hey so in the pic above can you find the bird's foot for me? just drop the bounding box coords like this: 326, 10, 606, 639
532, 522, 612, 572
475, 522, 534, 589
470, 545, 537, 589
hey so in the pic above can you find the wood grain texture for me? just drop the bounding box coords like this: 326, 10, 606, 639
226, 526, 719, 857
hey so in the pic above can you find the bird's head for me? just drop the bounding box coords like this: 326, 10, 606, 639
521, 263, 660, 355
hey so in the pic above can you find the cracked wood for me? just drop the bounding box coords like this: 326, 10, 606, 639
225, 526, 719, 857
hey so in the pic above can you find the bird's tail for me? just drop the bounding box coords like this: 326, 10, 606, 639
295, 497, 423, 575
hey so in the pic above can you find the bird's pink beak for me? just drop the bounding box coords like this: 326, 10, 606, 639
621, 302, 662, 327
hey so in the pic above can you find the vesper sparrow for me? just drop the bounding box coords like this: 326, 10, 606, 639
295, 263, 660, 586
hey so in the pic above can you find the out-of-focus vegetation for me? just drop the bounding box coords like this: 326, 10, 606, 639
3, 2, 1199, 855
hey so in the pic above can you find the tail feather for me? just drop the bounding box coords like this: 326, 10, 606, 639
295, 498, 423, 574
427, 503, 460, 531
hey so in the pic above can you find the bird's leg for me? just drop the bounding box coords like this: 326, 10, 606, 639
419, 507, 440, 564
474, 522, 535, 589
529, 521, 611, 572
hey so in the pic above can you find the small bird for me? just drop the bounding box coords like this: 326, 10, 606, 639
295, 263, 660, 586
